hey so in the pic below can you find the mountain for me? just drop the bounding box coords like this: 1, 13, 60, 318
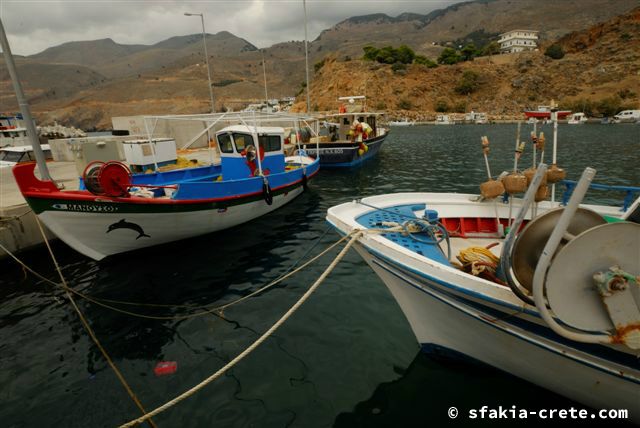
1, 0, 639, 129
293, 7, 640, 118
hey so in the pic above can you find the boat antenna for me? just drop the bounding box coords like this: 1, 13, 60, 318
261, 49, 269, 112
0, 18, 53, 181
302, 0, 311, 112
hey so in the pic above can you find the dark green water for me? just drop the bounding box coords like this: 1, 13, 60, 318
1, 124, 638, 427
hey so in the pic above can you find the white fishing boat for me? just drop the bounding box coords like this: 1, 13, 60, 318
464, 111, 488, 124
568, 112, 588, 124
0, 114, 29, 147
613, 109, 640, 123
389, 118, 415, 126
328, 167, 640, 419
12, 112, 320, 260
0, 144, 51, 168
434, 114, 454, 125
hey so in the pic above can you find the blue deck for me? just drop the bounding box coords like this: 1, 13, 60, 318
355, 203, 450, 265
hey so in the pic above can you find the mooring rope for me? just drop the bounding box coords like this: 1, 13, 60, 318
31, 217, 157, 428
118, 230, 364, 428
0, 228, 351, 321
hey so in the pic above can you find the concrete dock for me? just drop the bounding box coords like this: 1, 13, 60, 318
0, 149, 219, 259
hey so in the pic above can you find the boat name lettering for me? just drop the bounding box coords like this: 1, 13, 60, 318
52, 203, 117, 212
306, 148, 344, 155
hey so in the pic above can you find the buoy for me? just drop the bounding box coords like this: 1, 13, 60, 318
480, 179, 505, 199
503, 172, 527, 194
154, 361, 177, 376
546, 163, 566, 183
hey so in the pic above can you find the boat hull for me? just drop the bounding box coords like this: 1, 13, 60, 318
15, 160, 318, 260
355, 246, 639, 419
304, 133, 387, 168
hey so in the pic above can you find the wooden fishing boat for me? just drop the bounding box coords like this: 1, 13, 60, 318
301, 96, 389, 168
328, 170, 640, 420
12, 113, 320, 260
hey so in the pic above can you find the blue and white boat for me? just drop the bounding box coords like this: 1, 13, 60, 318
301, 96, 389, 168
13, 112, 320, 260
328, 168, 640, 420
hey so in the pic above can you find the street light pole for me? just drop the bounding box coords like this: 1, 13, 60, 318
185, 12, 215, 113
302, 0, 311, 112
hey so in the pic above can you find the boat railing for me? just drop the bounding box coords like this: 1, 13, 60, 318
560, 180, 640, 211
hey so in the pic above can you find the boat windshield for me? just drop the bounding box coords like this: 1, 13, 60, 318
258, 135, 281, 152
217, 133, 234, 153
0, 150, 25, 162
233, 133, 254, 151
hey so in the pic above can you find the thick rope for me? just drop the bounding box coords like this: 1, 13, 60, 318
32, 217, 157, 428
0, 230, 352, 321
119, 231, 363, 428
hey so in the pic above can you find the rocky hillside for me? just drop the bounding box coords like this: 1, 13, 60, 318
293, 7, 640, 120
1, 1, 639, 129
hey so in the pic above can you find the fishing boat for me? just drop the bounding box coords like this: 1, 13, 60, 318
0, 113, 29, 147
301, 96, 389, 168
0, 144, 52, 168
524, 105, 571, 120
327, 168, 640, 419
434, 114, 454, 125
12, 112, 320, 260
567, 112, 588, 124
389, 118, 416, 126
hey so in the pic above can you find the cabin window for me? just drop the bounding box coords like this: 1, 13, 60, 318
233, 133, 254, 151
217, 133, 234, 153
258, 135, 282, 152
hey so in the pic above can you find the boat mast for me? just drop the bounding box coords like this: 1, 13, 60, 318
261, 49, 269, 112
0, 18, 53, 181
303, 0, 311, 112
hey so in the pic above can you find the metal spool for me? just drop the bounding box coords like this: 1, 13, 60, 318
546, 222, 640, 331
98, 161, 131, 197
511, 207, 606, 291
82, 161, 105, 195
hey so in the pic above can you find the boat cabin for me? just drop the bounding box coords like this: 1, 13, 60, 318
215, 125, 285, 179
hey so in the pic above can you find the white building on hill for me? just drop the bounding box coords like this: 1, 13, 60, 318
498, 30, 539, 53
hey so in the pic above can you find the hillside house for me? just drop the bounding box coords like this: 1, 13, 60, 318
498, 30, 539, 53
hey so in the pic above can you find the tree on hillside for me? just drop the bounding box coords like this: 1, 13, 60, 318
415, 55, 438, 68
438, 47, 462, 65
454, 70, 482, 95
396, 45, 416, 64
363, 46, 379, 61
460, 43, 480, 61
544, 44, 565, 59
481, 41, 500, 56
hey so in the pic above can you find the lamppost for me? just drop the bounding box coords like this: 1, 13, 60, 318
184, 12, 215, 113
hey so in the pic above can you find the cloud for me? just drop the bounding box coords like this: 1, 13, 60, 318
1, 0, 458, 55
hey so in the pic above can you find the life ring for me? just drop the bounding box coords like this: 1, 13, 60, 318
262, 179, 273, 205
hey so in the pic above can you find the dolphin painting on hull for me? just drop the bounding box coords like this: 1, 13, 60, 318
106, 219, 150, 239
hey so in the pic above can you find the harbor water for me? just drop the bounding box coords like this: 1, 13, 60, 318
1, 124, 638, 427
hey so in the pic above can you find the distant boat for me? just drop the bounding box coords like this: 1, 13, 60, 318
0, 114, 29, 147
0, 144, 51, 168
464, 111, 488, 124
389, 118, 415, 126
434, 114, 454, 125
567, 112, 588, 124
305, 95, 389, 168
524, 105, 571, 120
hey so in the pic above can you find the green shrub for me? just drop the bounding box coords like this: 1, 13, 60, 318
415, 55, 438, 68
391, 62, 407, 73
314, 58, 326, 73
481, 41, 501, 56
544, 44, 565, 59
397, 99, 412, 110
438, 47, 462, 65
454, 70, 481, 95
435, 100, 449, 112
460, 43, 480, 61
454, 101, 467, 113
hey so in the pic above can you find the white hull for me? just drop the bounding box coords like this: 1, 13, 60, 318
327, 193, 638, 420
356, 246, 639, 419
40, 187, 302, 260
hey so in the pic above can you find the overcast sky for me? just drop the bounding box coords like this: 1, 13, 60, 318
1, 0, 458, 56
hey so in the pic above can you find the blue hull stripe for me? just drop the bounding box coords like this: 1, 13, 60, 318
369, 255, 640, 383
